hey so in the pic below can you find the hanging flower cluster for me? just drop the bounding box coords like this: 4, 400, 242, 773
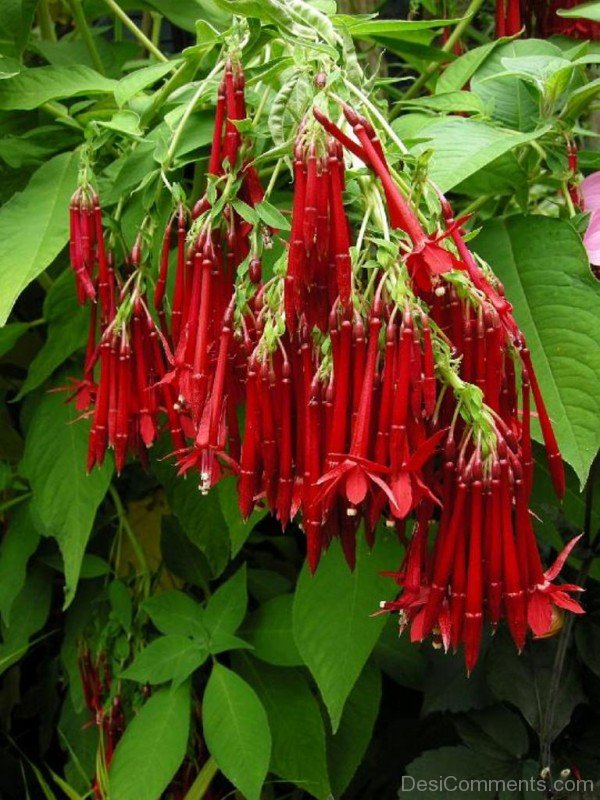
67, 54, 583, 672
495, 0, 600, 38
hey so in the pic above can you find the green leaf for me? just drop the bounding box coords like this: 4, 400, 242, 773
203, 664, 271, 800
16, 270, 89, 399
343, 18, 459, 37
216, 477, 262, 556
108, 580, 132, 633
0, 503, 39, 624
293, 531, 400, 731
474, 215, 600, 487
121, 636, 208, 685
422, 647, 493, 716
142, 590, 206, 638
454, 705, 529, 760
203, 564, 247, 635
486, 630, 584, 738
558, 1, 600, 21
575, 617, 600, 677
0, 0, 38, 58
243, 594, 303, 667
471, 40, 563, 131
234, 653, 331, 800
109, 683, 191, 800
160, 516, 212, 588
372, 616, 426, 690
0, 65, 116, 110
0, 564, 52, 674
392, 115, 549, 193
255, 199, 291, 231
0, 151, 79, 326
401, 91, 486, 115
0, 321, 29, 358
436, 39, 506, 94
152, 446, 229, 577
114, 60, 181, 107
400, 745, 537, 799
327, 661, 382, 797
21, 386, 113, 605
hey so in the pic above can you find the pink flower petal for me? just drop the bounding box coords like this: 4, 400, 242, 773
581, 171, 600, 214
583, 210, 600, 266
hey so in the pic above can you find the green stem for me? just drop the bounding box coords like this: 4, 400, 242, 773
101, 0, 168, 62
164, 60, 225, 170
40, 102, 83, 130
399, 0, 486, 104
183, 757, 219, 800
37, 272, 54, 291
68, 0, 106, 75
38, 0, 57, 42
150, 11, 162, 50
108, 484, 151, 596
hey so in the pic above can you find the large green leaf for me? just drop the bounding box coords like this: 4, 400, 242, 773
0, 503, 39, 624
21, 387, 113, 605
203, 564, 247, 635
235, 654, 331, 800
16, 270, 89, 399
203, 664, 271, 800
293, 531, 400, 731
485, 630, 584, 739
392, 115, 548, 193
152, 447, 230, 577
0, 564, 52, 675
0, 0, 38, 58
470, 40, 562, 131
0, 322, 29, 358
109, 683, 191, 800
0, 65, 115, 110
142, 590, 205, 637
121, 636, 208, 685
474, 215, 600, 487
558, 1, 600, 21
372, 616, 426, 690
243, 594, 303, 667
0, 151, 79, 326
327, 661, 382, 797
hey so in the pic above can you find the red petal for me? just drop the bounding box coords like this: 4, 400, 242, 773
552, 591, 585, 614
407, 428, 448, 472
527, 591, 553, 636
391, 472, 413, 519
345, 466, 368, 505
544, 535, 582, 581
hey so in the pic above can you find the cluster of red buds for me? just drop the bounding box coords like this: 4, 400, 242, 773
68, 57, 583, 671
77, 644, 125, 797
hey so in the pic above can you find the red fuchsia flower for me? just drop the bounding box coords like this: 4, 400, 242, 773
581, 172, 600, 269
527, 535, 585, 636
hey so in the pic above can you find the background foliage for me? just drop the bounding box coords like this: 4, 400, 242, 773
0, 1, 599, 799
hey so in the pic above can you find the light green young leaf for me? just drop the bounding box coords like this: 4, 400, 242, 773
293, 532, 400, 731
474, 215, 600, 487
0, 151, 78, 326
110, 683, 191, 800
203, 664, 271, 800
21, 387, 113, 605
